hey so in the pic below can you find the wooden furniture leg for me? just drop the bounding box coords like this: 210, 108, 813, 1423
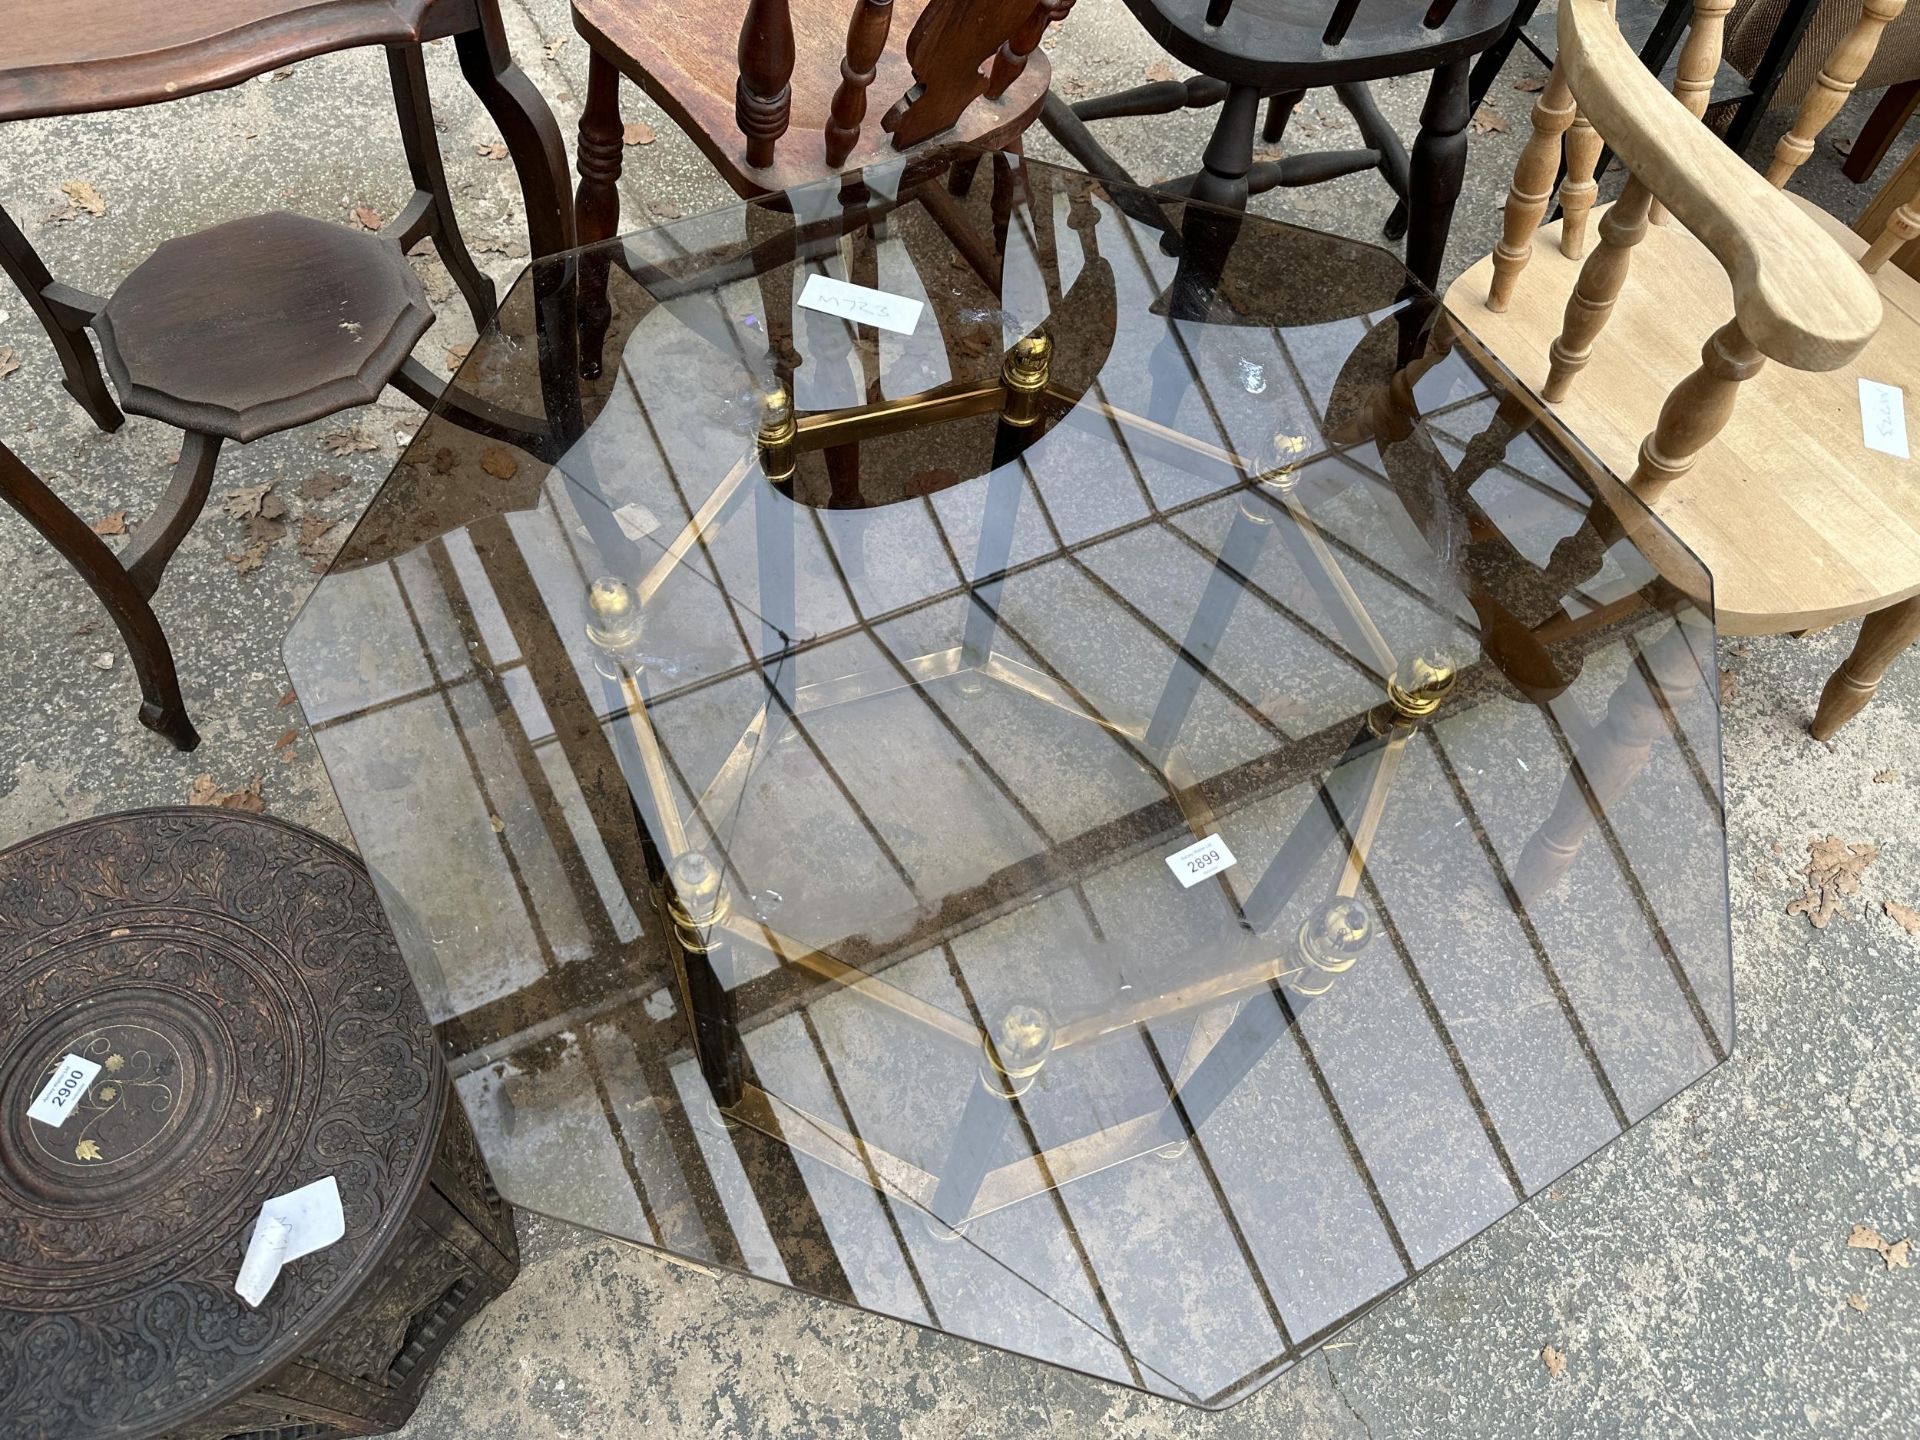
0, 205, 123, 433
1490, 64, 1576, 311
575, 48, 625, 381
1404, 57, 1472, 293
456, 7, 575, 260
389, 44, 498, 332
1810, 596, 1920, 738
0, 442, 196, 750
1544, 176, 1655, 399
1846, 76, 1920, 182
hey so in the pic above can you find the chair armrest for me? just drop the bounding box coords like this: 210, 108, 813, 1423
1558, 0, 1880, 370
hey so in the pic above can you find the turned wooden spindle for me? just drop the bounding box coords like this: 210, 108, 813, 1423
1862, 192, 1920, 270
1544, 176, 1655, 399
825, 0, 895, 166
1649, 0, 1735, 225
1489, 65, 1577, 311
1810, 596, 1920, 739
1557, 0, 1613, 258
989, 0, 1051, 99
1766, 0, 1906, 189
1626, 317, 1765, 499
737, 0, 796, 169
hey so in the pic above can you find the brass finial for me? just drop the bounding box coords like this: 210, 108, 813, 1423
1000, 333, 1053, 428
1292, 896, 1372, 995
983, 1002, 1054, 1096
585, 575, 642, 652
758, 387, 797, 484
668, 850, 730, 949
1385, 655, 1455, 720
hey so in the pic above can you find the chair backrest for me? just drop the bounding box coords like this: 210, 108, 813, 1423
1479, 0, 1890, 501
735, 0, 1076, 171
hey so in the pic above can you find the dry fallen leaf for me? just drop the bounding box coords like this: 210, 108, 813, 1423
1885, 900, 1920, 935
297, 514, 342, 572
321, 429, 378, 457
476, 141, 509, 160
445, 341, 473, 372
1540, 1345, 1567, 1379
187, 773, 265, 812
350, 205, 384, 231
480, 447, 519, 480
623, 121, 657, 146
220, 482, 283, 522
1787, 835, 1878, 928
278, 688, 297, 708
92, 509, 129, 537
1471, 106, 1510, 136
60, 179, 107, 216
1848, 1291, 1869, 1312
1514, 75, 1547, 93
1873, 769, 1900, 783
0, 345, 20, 380
298, 470, 349, 502
1719, 668, 1740, 702
1847, 1223, 1911, 1268
431, 447, 458, 475
273, 727, 299, 763
224, 542, 271, 576
1144, 60, 1176, 83
1833, 135, 1855, 158
544, 36, 568, 59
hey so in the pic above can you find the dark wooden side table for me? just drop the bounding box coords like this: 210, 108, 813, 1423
0, 809, 519, 1440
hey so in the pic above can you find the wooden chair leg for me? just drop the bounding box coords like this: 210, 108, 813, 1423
1262, 89, 1304, 144
123, 434, 222, 599
0, 442, 197, 750
1810, 596, 1920, 739
1490, 64, 1576, 311
455, 7, 575, 260
1404, 57, 1471, 294
388, 44, 498, 333
575, 48, 625, 382
1845, 77, 1920, 182
0, 204, 124, 433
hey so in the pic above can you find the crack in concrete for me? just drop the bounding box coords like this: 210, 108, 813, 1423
1322, 1350, 1375, 1440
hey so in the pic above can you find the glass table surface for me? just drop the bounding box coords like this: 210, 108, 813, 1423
284, 150, 1732, 1409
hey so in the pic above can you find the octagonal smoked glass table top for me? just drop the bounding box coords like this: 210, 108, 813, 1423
284, 150, 1733, 1409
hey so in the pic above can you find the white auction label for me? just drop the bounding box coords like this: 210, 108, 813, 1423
1860, 378, 1910, 460
27, 1053, 101, 1128
1166, 833, 1237, 888
798, 273, 923, 336
236, 1175, 346, 1308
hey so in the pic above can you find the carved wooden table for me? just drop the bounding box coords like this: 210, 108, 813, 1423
0, 809, 519, 1439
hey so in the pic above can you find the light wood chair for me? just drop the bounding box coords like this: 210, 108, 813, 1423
1442, 0, 1920, 740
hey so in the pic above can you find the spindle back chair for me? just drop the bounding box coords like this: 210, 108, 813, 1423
1443, 0, 1920, 740
572, 0, 1068, 245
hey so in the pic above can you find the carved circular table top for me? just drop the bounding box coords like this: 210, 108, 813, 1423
0, 808, 446, 1438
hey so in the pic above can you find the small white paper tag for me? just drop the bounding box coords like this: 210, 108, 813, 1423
613, 501, 660, 541
27, 1054, 102, 1128
1860, 378, 1910, 459
798, 273, 923, 336
1166, 834, 1237, 888
235, 1176, 346, 1308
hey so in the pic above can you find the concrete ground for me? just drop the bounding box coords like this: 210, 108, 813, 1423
3, 2, 1918, 1435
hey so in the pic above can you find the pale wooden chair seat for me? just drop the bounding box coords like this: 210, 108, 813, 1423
573, 0, 1050, 196
1451, 192, 1920, 635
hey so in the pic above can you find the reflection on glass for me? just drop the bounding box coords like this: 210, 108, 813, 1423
284, 151, 1730, 1409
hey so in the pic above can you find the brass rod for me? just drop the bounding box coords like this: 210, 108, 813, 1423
636, 452, 756, 606
794, 382, 1004, 449
617, 670, 690, 859
1334, 726, 1411, 899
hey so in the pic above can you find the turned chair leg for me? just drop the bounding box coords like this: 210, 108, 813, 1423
1404, 57, 1471, 295
575, 48, 626, 381
1810, 597, 1920, 740
0, 442, 198, 750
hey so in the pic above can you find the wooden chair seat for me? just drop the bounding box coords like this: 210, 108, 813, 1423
1450, 194, 1920, 635
573, 0, 1051, 195
92, 212, 433, 443
1119, 0, 1516, 87
0, 0, 462, 121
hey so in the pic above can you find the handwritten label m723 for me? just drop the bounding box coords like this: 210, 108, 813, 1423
27, 1053, 102, 1128
797, 273, 923, 336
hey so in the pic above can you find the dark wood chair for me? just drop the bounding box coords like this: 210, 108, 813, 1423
0, 0, 575, 750
570, 0, 1069, 234
1039, 0, 1518, 294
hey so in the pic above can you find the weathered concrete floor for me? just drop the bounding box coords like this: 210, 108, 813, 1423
3, 2, 1917, 1434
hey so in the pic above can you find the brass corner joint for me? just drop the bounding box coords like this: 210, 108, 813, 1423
1289, 896, 1372, 997
999, 333, 1053, 429
585, 575, 643, 654
758, 387, 797, 484
1384, 655, 1456, 724
981, 1002, 1055, 1098
668, 850, 731, 954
